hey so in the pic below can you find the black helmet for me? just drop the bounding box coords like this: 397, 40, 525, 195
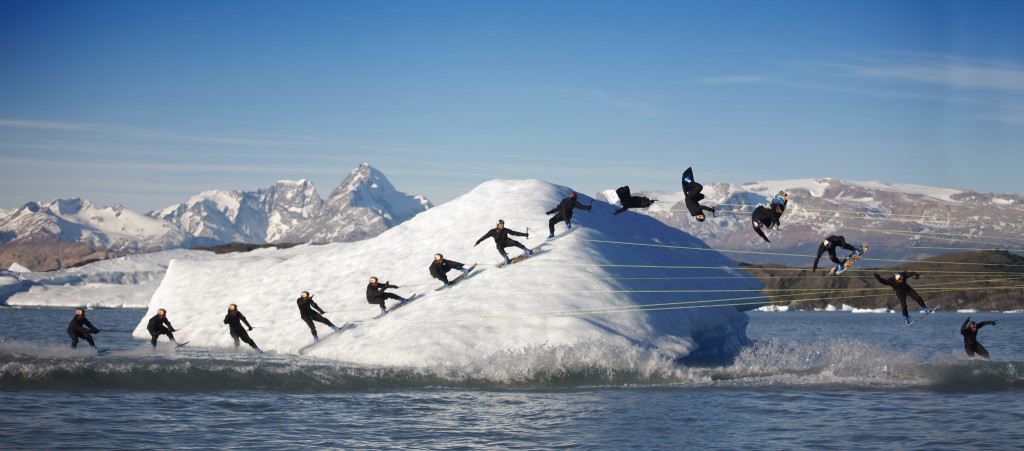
434, 253, 443, 261
696, 214, 705, 222
228, 304, 237, 311
75, 309, 84, 316
369, 276, 378, 284
301, 291, 310, 297
496, 219, 504, 226
157, 308, 166, 316
570, 192, 578, 199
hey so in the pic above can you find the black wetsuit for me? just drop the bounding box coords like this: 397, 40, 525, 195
297, 295, 337, 338
875, 272, 929, 317
475, 227, 529, 259
751, 206, 777, 243
429, 258, 466, 285
366, 281, 403, 309
684, 182, 715, 218
961, 318, 996, 359
224, 310, 259, 349
67, 315, 99, 349
612, 186, 654, 215
146, 313, 177, 347
547, 196, 591, 232
813, 235, 858, 272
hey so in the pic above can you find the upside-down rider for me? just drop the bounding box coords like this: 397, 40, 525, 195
681, 167, 716, 222
812, 235, 861, 273
612, 185, 654, 215
751, 191, 789, 243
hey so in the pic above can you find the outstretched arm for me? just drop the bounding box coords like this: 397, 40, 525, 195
812, 245, 826, 272
574, 199, 591, 211
874, 273, 887, 285
977, 320, 997, 329
474, 230, 493, 246
510, 229, 528, 237
961, 317, 971, 333
906, 271, 921, 279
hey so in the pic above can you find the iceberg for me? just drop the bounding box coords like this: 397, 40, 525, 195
131, 180, 767, 365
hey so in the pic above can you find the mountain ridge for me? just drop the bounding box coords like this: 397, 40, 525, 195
0, 164, 431, 271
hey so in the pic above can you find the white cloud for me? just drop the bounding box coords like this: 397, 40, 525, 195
831, 53, 1024, 92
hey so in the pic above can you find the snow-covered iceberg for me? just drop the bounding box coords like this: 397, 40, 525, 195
134, 180, 766, 365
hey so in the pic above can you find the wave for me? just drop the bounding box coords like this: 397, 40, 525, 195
2, 339, 1021, 392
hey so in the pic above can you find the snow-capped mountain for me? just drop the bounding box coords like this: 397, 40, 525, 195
278, 164, 432, 243
0, 198, 189, 272
148, 179, 322, 246
1, 164, 431, 271
599, 178, 1024, 265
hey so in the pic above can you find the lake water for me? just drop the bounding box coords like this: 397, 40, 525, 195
2, 307, 1022, 449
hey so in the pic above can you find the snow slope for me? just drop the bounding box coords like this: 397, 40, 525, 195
135, 179, 766, 365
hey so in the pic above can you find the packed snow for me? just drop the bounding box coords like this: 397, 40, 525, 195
130, 179, 766, 365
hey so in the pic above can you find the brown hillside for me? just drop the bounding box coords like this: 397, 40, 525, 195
741, 250, 1024, 311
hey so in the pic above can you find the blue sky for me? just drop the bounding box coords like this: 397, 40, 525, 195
2, 0, 1022, 212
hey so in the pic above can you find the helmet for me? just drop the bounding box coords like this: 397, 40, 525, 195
894, 273, 903, 281
569, 192, 578, 199
696, 214, 705, 222
777, 191, 788, 198
75, 309, 84, 315
157, 309, 166, 315
968, 321, 977, 328
434, 253, 443, 261
496, 219, 504, 226
228, 304, 237, 311
753, 220, 762, 228
823, 239, 831, 247
369, 276, 378, 284
301, 291, 310, 297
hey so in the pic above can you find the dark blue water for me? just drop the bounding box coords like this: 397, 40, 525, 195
2, 307, 1023, 449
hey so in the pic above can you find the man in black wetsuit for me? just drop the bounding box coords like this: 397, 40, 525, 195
751, 191, 788, 243
475, 219, 532, 265
429, 253, 469, 288
147, 308, 180, 348
812, 235, 861, 273
296, 291, 341, 343
67, 309, 102, 352
874, 272, 933, 325
612, 186, 654, 216
224, 304, 262, 353
546, 192, 592, 237
681, 169, 716, 222
367, 276, 409, 316
960, 317, 997, 359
